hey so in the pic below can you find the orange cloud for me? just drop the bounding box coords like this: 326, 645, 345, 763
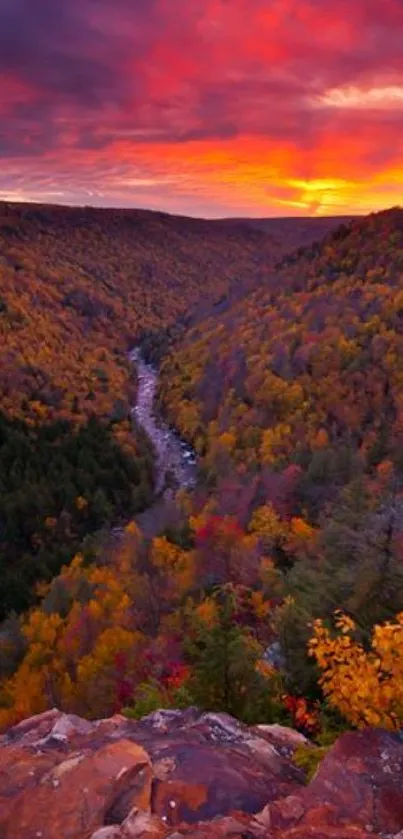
0, 0, 402, 215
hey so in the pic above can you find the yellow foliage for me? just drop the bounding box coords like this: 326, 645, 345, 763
125, 521, 141, 537
260, 424, 291, 466
284, 516, 317, 560
0, 667, 48, 729
217, 431, 236, 451
313, 428, 329, 449
376, 459, 394, 484
189, 513, 206, 533
72, 626, 144, 718
255, 659, 275, 679
290, 517, 315, 541
0, 551, 144, 728
189, 498, 216, 534
151, 536, 184, 572
309, 610, 403, 729
150, 537, 194, 595
250, 590, 271, 620
249, 504, 288, 546
196, 598, 218, 628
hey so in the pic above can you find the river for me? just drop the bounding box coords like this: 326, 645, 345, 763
130, 348, 197, 496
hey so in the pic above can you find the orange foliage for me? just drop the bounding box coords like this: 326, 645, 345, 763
0, 554, 145, 728
309, 610, 403, 730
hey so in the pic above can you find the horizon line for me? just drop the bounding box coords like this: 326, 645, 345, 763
0, 196, 389, 222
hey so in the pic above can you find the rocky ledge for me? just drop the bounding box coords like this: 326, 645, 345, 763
0, 707, 402, 839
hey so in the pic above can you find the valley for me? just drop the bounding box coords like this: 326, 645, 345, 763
1, 0, 402, 832
1, 202, 403, 753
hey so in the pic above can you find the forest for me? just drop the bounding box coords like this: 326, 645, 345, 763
1, 202, 403, 739
0, 412, 154, 618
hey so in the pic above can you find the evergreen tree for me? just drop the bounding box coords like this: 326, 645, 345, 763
184, 586, 284, 724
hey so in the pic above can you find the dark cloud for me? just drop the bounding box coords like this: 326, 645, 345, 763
0, 0, 402, 214
1, 0, 402, 149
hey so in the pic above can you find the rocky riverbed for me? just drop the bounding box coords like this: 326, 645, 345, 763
130, 348, 197, 495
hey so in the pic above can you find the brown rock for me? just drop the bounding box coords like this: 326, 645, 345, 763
0, 708, 93, 748
304, 729, 403, 834
2, 707, 61, 740
164, 813, 264, 838
130, 709, 303, 823
255, 724, 312, 755
1, 709, 401, 839
122, 808, 166, 837
0, 709, 304, 838
280, 829, 377, 839
262, 728, 403, 836
0, 738, 151, 839
152, 779, 208, 827
90, 811, 166, 839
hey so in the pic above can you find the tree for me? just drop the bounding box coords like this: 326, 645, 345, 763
184, 586, 283, 724
0, 555, 145, 728
309, 610, 403, 730
192, 515, 261, 589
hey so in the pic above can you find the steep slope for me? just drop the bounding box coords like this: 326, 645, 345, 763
0, 202, 274, 427
159, 207, 403, 502
0, 202, 352, 619
0, 201, 290, 615
156, 208, 403, 686
0, 202, 357, 428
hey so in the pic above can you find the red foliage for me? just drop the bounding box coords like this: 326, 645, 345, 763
162, 663, 191, 692
195, 515, 243, 546
283, 694, 320, 736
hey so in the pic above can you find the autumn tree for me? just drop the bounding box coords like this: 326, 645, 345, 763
192, 515, 261, 589
309, 610, 403, 729
0, 554, 145, 729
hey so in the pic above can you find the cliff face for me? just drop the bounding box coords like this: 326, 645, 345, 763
0, 707, 402, 839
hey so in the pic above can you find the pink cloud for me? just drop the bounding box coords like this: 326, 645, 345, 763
0, 0, 402, 215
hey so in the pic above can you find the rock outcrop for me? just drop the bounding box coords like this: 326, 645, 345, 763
0, 708, 402, 839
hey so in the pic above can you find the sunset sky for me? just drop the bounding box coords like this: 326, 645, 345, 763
1, 0, 402, 217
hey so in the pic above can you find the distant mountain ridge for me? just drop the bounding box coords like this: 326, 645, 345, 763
216, 214, 356, 249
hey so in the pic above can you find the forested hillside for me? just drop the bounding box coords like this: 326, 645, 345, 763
0, 201, 275, 426
0, 202, 350, 423
156, 206, 403, 696
3, 203, 403, 739
0, 202, 347, 619
0, 202, 269, 614
160, 208, 403, 491
218, 214, 355, 250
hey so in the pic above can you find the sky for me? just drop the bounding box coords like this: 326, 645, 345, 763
0, 0, 402, 217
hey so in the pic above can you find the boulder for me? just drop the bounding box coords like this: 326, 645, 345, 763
135, 709, 302, 826
257, 728, 403, 836
0, 709, 402, 839
254, 723, 311, 757
303, 728, 403, 834
0, 737, 152, 839
0, 708, 303, 838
